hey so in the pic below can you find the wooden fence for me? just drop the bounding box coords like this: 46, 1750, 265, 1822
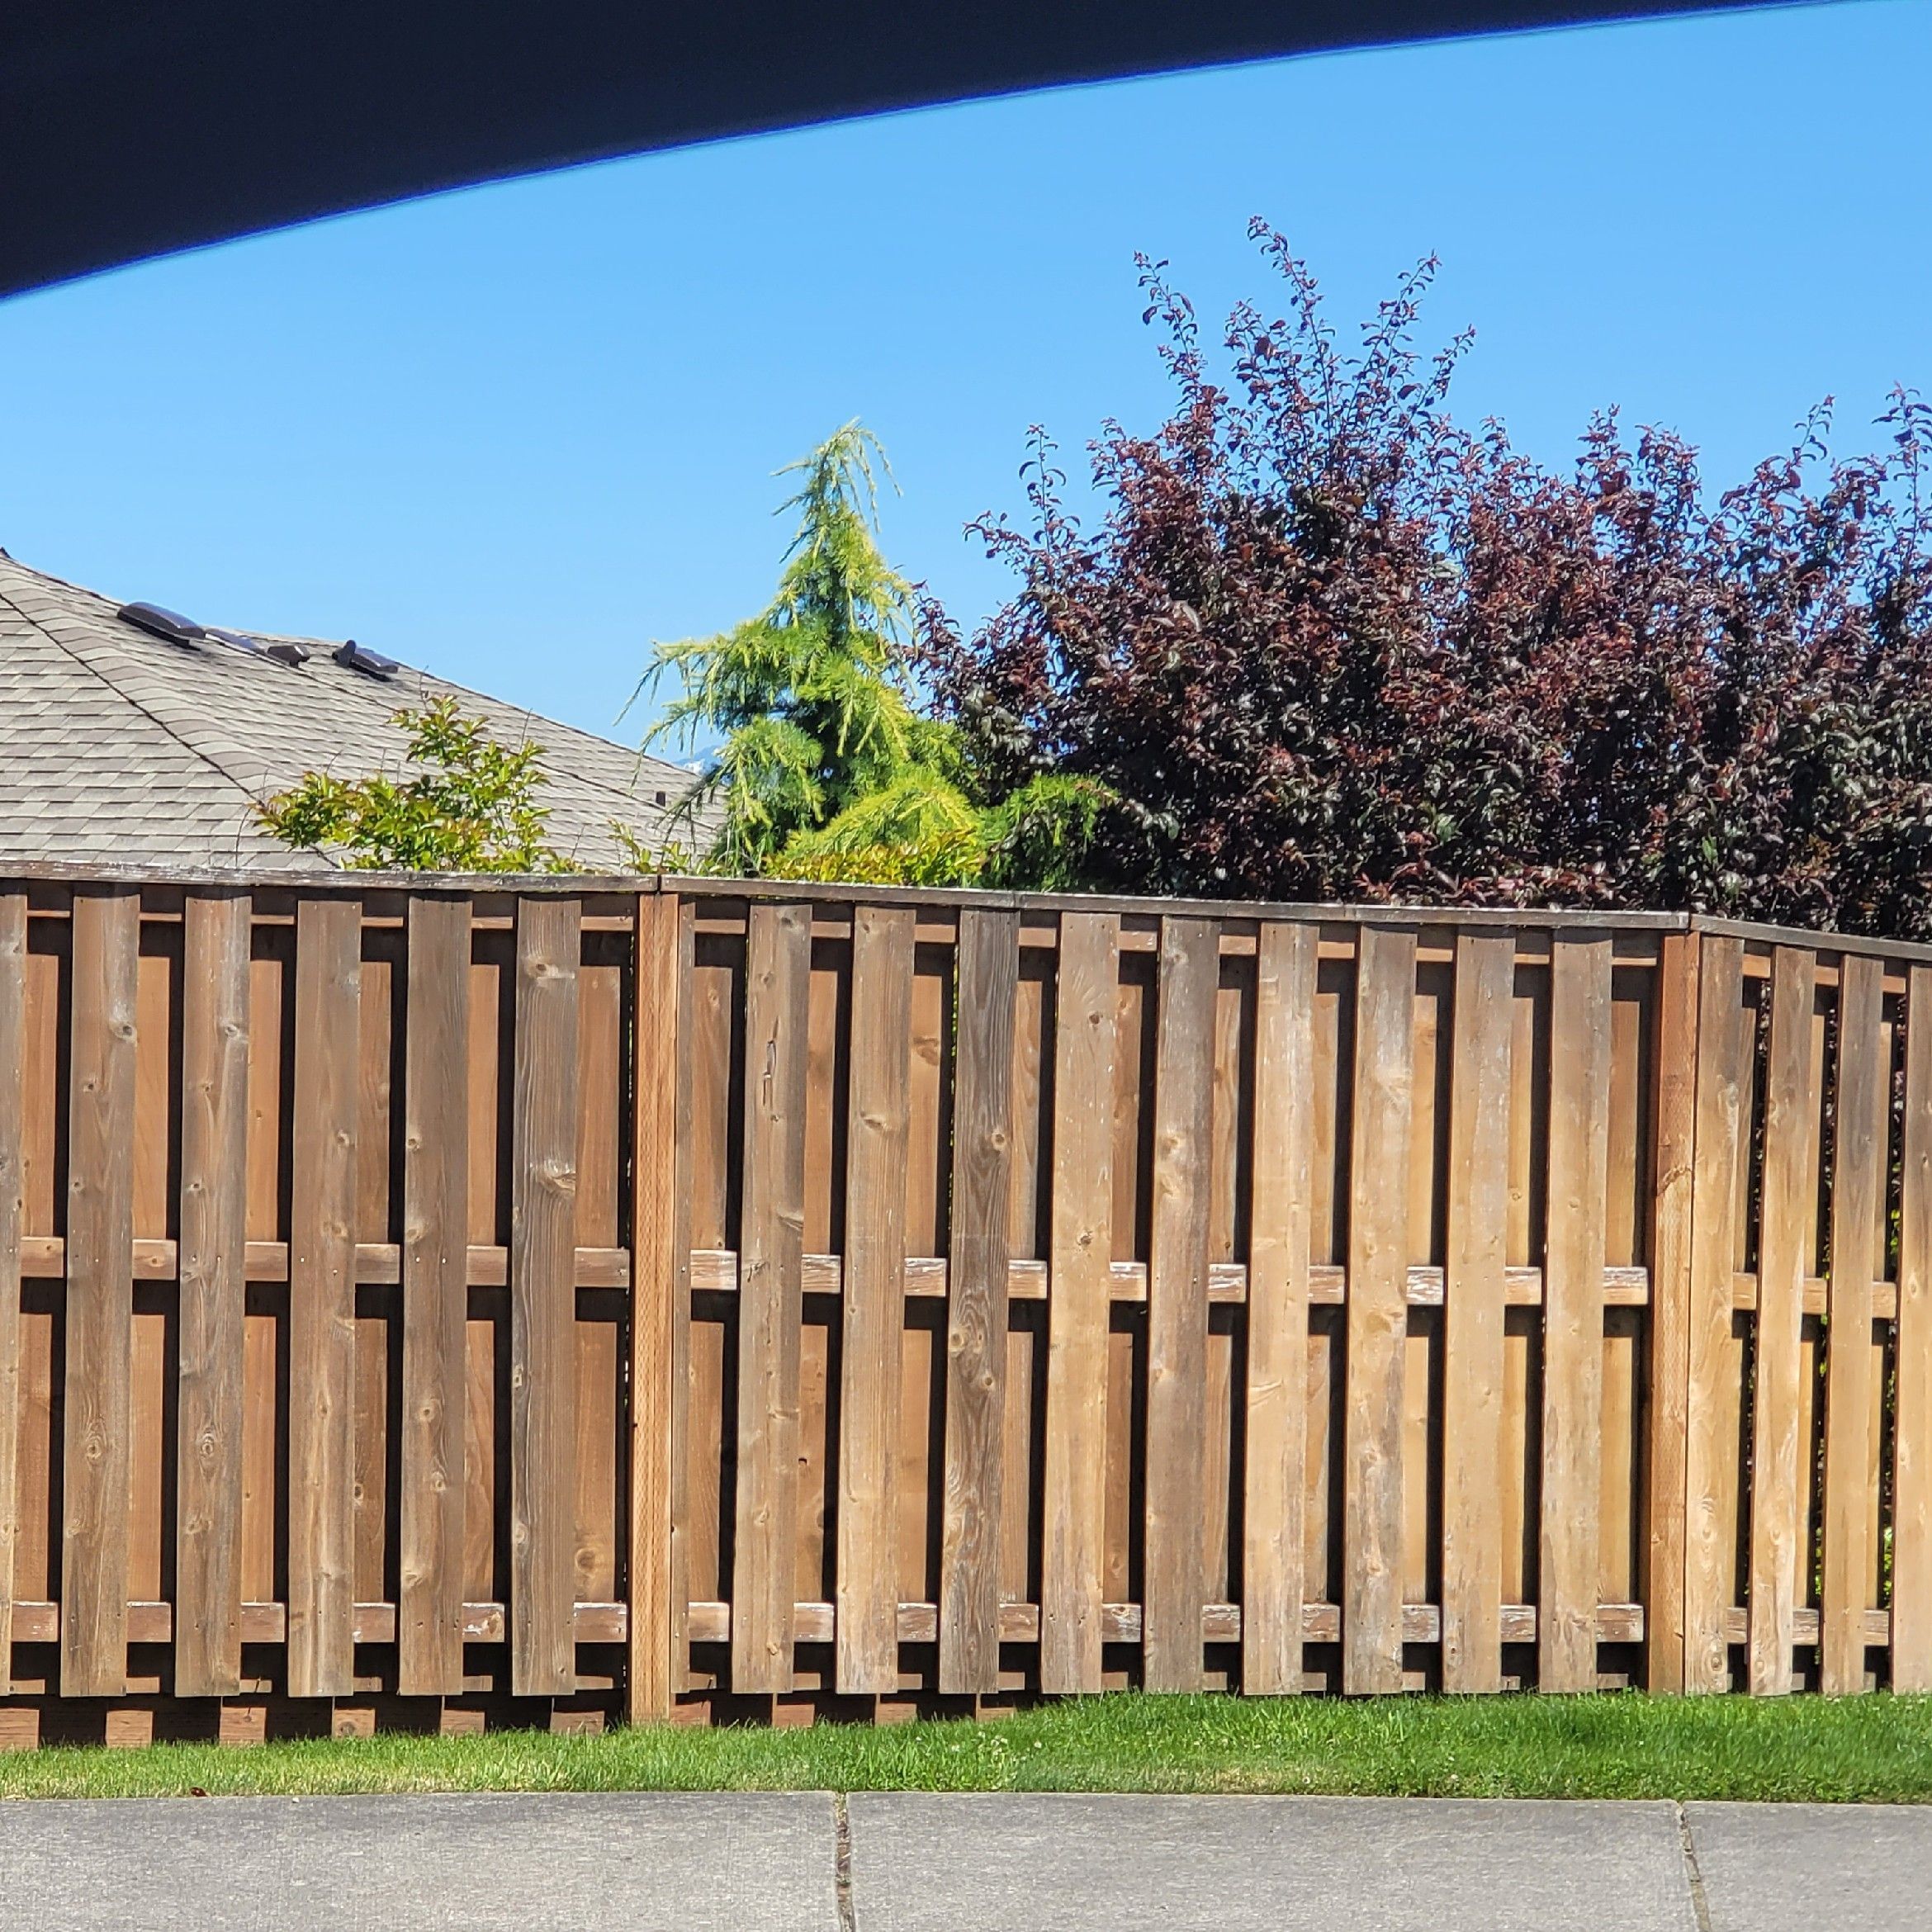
0, 869, 1928, 1744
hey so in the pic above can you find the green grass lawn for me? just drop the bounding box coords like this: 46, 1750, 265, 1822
2, 1693, 1930, 1802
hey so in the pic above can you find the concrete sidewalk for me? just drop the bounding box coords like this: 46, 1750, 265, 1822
0, 1789, 1925, 1930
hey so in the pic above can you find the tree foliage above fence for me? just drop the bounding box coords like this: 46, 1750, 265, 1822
639, 424, 1110, 890
258, 697, 574, 873
924, 222, 1932, 937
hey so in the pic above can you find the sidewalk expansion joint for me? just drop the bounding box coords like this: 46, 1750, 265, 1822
1674, 1802, 1714, 1932
834, 1791, 858, 1932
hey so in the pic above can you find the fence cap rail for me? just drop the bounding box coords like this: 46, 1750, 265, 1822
7, 858, 1932, 963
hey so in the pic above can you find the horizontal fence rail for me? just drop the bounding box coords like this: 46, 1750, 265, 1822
0, 869, 1927, 1744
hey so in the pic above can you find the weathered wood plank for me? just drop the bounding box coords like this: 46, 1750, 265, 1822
1539, 931, 1612, 1693
1895, 964, 1932, 1693
59, 888, 140, 1699
1683, 934, 1746, 1693
630, 893, 689, 1720
1747, 946, 1818, 1695
173, 891, 253, 1698
1343, 923, 1416, 1695
939, 907, 1018, 1697
1243, 921, 1316, 1694
836, 904, 916, 1696
1646, 930, 1699, 1693
0, 894, 24, 1694
1821, 950, 1886, 1694
733, 901, 812, 1694
1442, 930, 1515, 1694
1143, 916, 1219, 1692
399, 895, 471, 1696
510, 896, 580, 1696
287, 896, 362, 1699
1039, 911, 1120, 1694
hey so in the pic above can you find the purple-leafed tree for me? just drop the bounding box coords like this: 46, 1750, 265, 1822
926, 221, 1932, 936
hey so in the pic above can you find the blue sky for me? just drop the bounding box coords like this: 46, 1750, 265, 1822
0, 1, 1926, 745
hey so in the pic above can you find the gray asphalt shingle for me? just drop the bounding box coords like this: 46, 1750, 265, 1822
0, 551, 705, 871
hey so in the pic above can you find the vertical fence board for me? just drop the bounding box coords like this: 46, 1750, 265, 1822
1144, 916, 1219, 1692
1243, 921, 1316, 1694
287, 897, 361, 1699
1538, 932, 1612, 1693
0, 894, 22, 1693
245, 941, 289, 1612
462, 941, 504, 1612
1039, 911, 1119, 1694
838, 903, 916, 1696
1645, 930, 1699, 1693
675, 904, 707, 1688
1747, 946, 1819, 1695
1896, 964, 1932, 1693
631, 893, 688, 1720
1442, 930, 1514, 1693
19, 914, 85, 1649
59, 888, 139, 1698
128, 935, 171, 1616
510, 897, 580, 1697
1822, 951, 1886, 1694
400, 896, 471, 1697
1344, 924, 1416, 1695
1683, 935, 1746, 1693
734, 901, 812, 1694
173, 892, 252, 1698
940, 907, 1018, 1697
686, 923, 734, 1653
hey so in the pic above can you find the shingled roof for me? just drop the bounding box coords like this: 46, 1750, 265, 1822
0, 549, 703, 871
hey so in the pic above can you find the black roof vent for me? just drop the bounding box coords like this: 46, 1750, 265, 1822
119, 601, 206, 646
333, 638, 398, 678
211, 628, 313, 667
